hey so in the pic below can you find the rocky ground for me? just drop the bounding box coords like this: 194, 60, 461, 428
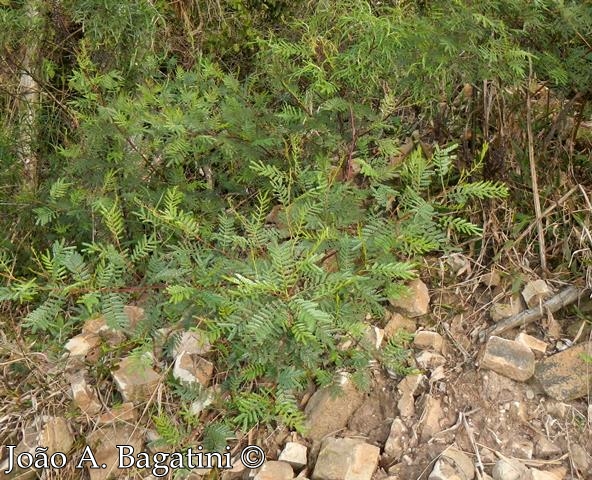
1, 263, 591, 480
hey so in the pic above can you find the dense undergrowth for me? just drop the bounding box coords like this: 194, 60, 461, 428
1, 0, 591, 455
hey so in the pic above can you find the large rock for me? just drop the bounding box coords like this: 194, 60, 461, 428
429, 447, 475, 480
389, 279, 430, 317
70, 372, 102, 414
384, 312, 417, 338
304, 375, 364, 442
254, 461, 294, 480
85, 424, 143, 480
534, 342, 592, 401
383, 418, 408, 461
279, 442, 308, 470
312, 437, 379, 480
173, 351, 214, 386
481, 336, 535, 382
522, 280, 552, 308
112, 353, 161, 403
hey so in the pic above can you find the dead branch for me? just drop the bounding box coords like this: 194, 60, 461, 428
479, 285, 587, 341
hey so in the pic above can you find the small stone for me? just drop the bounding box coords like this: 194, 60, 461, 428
527, 468, 563, 480
112, 353, 161, 403
64, 333, 100, 357
70, 372, 102, 414
384, 418, 408, 461
569, 443, 590, 473
522, 280, 553, 308
364, 325, 385, 350
415, 351, 446, 370
397, 374, 426, 417
492, 458, 528, 480
172, 330, 211, 357
419, 395, 444, 442
481, 336, 535, 382
510, 439, 533, 459
279, 442, 308, 470
312, 437, 379, 480
82, 316, 125, 346
481, 270, 501, 287
86, 424, 143, 480
429, 448, 475, 480
534, 436, 561, 459
173, 352, 214, 386
304, 375, 364, 442
490, 296, 523, 322
515, 332, 547, 354
254, 461, 294, 480
413, 331, 444, 353
384, 312, 417, 338
389, 279, 430, 317
98, 403, 137, 425
535, 341, 592, 401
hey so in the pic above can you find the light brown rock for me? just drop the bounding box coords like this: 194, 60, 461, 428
415, 351, 446, 370
112, 353, 161, 403
172, 330, 211, 357
70, 372, 102, 414
429, 447, 475, 480
534, 342, 592, 401
515, 332, 547, 354
481, 270, 501, 287
413, 331, 444, 352
389, 279, 430, 317
534, 436, 562, 459
85, 424, 143, 480
419, 395, 444, 442
522, 280, 552, 308
304, 375, 364, 442
254, 461, 294, 480
569, 443, 590, 473
64, 333, 100, 356
384, 418, 408, 461
397, 374, 426, 417
527, 468, 563, 480
312, 437, 379, 480
491, 458, 528, 480
173, 352, 214, 386
279, 442, 308, 470
490, 295, 523, 322
481, 336, 535, 382
384, 312, 417, 338
98, 402, 137, 425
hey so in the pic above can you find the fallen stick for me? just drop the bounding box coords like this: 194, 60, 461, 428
479, 285, 587, 341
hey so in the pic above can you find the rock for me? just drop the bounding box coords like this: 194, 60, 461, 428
279, 442, 308, 470
482, 371, 523, 404
97, 402, 137, 425
190, 387, 216, 416
510, 439, 533, 459
70, 372, 102, 414
534, 436, 562, 459
254, 461, 294, 480
220, 455, 248, 480
304, 375, 364, 442
384, 312, 417, 338
123, 305, 145, 329
112, 353, 161, 403
534, 341, 592, 401
82, 315, 125, 345
364, 325, 385, 350
384, 418, 408, 461
490, 295, 523, 322
172, 330, 211, 357
419, 395, 444, 442
415, 351, 446, 370
413, 331, 444, 353
397, 374, 426, 417
522, 280, 552, 308
481, 336, 535, 382
515, 333, 547, 355
428, 448, 475, 480
544, 400, 569, 419
173, 351, 214, 386
481, 270, 501, 287
85, 424, 143, 480
569, 443, 590, 473
527, 468, 563, 480
64, 333, 100, 357
312, 437, 379, 480
389, 279, 430, 317
0, 417, 74, 480
491, 458, 528, 480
